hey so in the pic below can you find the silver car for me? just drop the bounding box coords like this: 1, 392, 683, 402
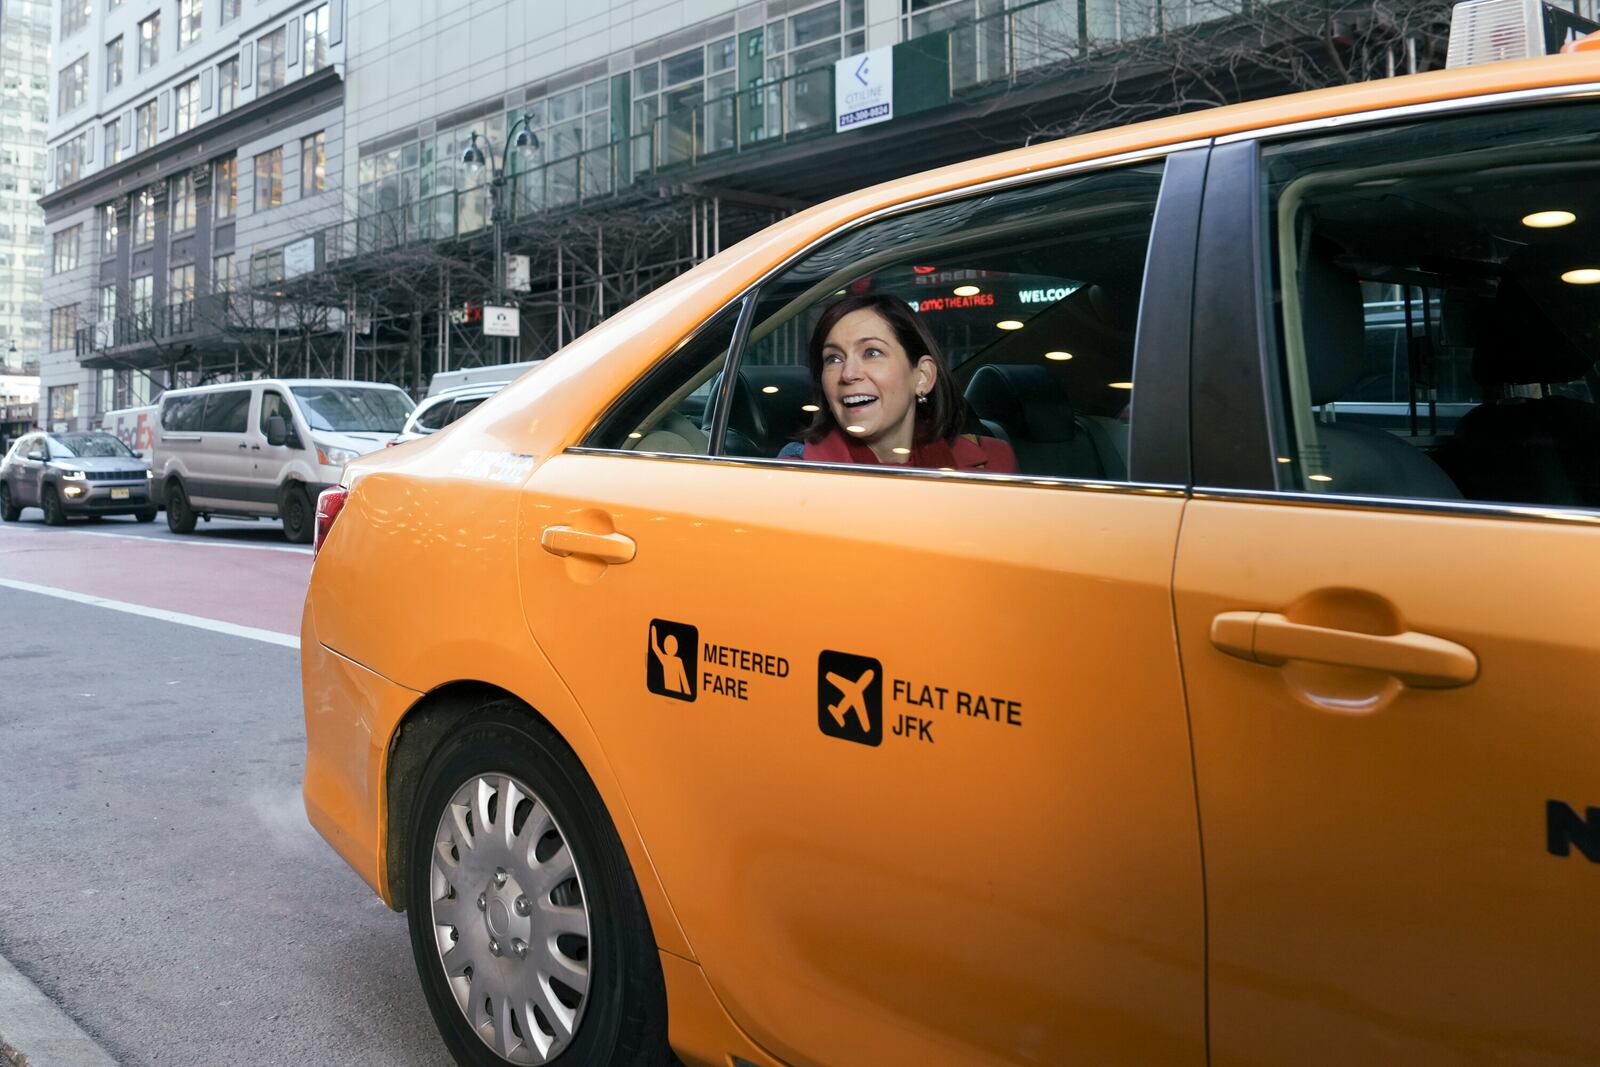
0, 431, 156, 525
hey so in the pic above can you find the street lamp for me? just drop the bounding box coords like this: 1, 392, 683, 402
461, 118, 540, 363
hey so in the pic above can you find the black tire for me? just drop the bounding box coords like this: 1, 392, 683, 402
280, 483, 313, 544
0, 482, 18, 522
42, 486, 66, 526
135, 508, 157, 523
405, 703, 669, 1067
165, 480, 196, 534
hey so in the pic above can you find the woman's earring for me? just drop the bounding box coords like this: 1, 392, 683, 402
916, 392, 928, 405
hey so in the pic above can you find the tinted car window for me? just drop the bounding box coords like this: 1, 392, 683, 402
259, 391, 291, 435
448, 396, 488, 423
414, 396, 455, 432
1259, 101, 1600, 508
162, 394, 204, 431
201, 390, 251, 434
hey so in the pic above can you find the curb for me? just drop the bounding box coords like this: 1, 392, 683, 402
0, 952, 119, 1067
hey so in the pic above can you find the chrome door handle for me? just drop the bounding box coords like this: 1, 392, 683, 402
540, 525, 636, 565
1211, 611, 1478, 688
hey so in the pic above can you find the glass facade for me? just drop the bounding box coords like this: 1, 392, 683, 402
0, 0, 49, 362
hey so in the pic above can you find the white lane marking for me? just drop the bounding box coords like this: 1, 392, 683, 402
0, 522, 310, 555
0, 949, 120, 1067
0, 577, 299, 648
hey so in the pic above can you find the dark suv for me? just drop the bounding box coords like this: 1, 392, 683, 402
0, 431, 156, 525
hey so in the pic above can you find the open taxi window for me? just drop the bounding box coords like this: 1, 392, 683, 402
1262, 100, 1600, 509
583, 298, 744, 454
732, 159, 1164, 479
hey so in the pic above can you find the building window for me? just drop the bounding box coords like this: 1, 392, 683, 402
213, 252, 234, 292
214, 156, 237, 218
178, 0, 201, 49
174, 77, 199, 134
256, 27, 287, 94
170, 171, 195, 231
254, 148, 282, 210
132, 186, 156, 245
303, 4, 330, 74
104, 118, 123, 165
106, 37, 124, 91
58, 56, 89, 115
138, 13, 160, 71
61, 0, 90, 38
51, 226, 81, 274
49, 306, 79, 351
132, 275, 152, 316
97, 284, 117, 323
168, 264, 195, 312
55, 134, 88, 186
250, 249, 284, 286
136, 99, 156, 152
217, 56, 239, 114
300, 132, 325, 196
221, 0, 240, 23
99, 203, 118, 257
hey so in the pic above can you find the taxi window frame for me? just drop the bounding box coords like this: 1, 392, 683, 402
571, 140, 1206, 493
712, 145, 1203, 489
1193, 83, 1600, 527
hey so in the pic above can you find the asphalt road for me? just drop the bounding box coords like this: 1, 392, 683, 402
0, 520, 450, 1065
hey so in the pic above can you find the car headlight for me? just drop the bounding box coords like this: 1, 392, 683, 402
145, 469, 154, 479
316, 445, 358, 468
60, 469, 86, 481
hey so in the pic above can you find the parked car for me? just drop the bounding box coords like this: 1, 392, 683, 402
0, 430, 155, 524
302, 28, 1600, 1067
152, 378, 413, 542
391, 383, 505, 446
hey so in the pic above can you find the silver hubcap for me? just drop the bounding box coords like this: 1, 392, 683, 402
429, 773, 591, 1063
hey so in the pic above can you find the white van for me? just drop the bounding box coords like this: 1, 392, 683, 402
152, 378, 414, 542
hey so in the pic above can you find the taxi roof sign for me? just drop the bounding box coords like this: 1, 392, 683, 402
1447, 0, 1600, 67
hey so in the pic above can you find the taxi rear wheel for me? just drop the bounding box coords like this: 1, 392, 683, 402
405, 704, 669, 1067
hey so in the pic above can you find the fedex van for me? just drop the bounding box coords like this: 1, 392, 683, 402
152, 378, 413, 542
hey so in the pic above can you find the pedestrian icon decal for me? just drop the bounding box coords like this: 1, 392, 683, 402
818, 650, 882, 746
647, 619, 697, 702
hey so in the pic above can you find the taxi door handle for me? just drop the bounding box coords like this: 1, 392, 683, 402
1210, 611, 1478, 688
540, 525, 636, 565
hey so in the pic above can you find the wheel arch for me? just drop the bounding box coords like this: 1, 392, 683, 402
381, 678, 696, 962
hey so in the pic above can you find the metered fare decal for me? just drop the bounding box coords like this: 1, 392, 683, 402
647, 618, 791, 704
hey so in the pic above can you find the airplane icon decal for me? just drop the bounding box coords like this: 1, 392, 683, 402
825, 668, 875, 731
818, 651, 883, 746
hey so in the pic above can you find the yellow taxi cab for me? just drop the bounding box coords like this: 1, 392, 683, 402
301, 11, 1600, 1064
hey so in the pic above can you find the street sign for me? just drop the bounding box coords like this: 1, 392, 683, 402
835, 47, 894, 132
483, 305, 520, 338
506, 254, 531, 292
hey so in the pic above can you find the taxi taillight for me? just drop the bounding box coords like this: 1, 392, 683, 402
314, 486, 348, 558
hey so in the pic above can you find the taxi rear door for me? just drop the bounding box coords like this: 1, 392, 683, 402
1175, 109, 1600, 1064
515, 149, 1210, 1067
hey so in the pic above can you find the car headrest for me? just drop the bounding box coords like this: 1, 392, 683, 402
1300, 248, 1366, 406
963, 364, 1076, 443
1472, 277, 1596, 386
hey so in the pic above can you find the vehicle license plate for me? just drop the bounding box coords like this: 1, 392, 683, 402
111, 488, 130, 500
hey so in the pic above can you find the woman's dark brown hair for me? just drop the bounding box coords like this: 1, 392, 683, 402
797, 293, 964, 445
